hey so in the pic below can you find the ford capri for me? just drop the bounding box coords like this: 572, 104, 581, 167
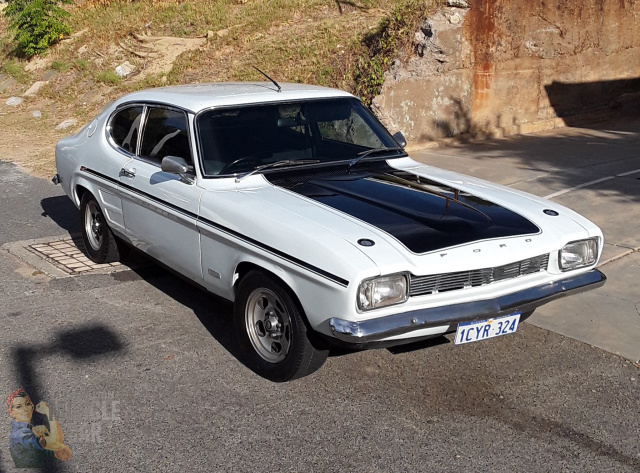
53, 82, 606, 381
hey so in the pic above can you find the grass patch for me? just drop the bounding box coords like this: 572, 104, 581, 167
74, 59, 91, 71
97, 70, 121, 86
1, 60, 28, 83
52, 60, 71, 72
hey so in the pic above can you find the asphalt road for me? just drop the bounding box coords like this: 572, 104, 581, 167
1, 125, 639, 472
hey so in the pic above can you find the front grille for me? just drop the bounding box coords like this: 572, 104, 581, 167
409, 253, 550, 297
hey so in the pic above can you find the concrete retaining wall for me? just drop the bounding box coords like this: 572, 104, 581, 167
373, 0, 640, 146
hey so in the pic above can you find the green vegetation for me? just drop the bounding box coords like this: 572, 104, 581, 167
351, 0, 437, 104
1, 60, 28, 83
74, 59, 90, 71
51, 59, 70, 72
97, 70, 120, 86
0, 0, 442, 108
3, 0, 73, 58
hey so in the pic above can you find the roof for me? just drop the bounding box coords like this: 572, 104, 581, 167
114, 82, 356, 113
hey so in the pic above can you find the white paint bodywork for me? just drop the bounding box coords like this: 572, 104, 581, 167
54, 83, 604, 343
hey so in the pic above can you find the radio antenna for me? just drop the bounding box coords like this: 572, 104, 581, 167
253, 66, 281, 93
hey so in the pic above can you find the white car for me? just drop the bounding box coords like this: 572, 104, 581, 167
53, 81, 606, 381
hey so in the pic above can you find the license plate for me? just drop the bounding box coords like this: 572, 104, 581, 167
454, 312, 521, 345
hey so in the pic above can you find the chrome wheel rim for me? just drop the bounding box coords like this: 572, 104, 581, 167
85, 201, 104, 251
245, 288, 292, 363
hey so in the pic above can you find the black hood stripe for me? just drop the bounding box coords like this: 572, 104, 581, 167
267, 165, 540, 254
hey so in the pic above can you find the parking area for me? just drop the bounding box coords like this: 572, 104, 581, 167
0, 117, 639, 472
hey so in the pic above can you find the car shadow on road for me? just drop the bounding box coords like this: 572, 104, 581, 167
111, 261, 241, 361
111, 256, 452, 370
40, 196, 81, 235
9, 324, 125, 472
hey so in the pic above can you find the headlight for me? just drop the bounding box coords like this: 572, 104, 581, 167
559, 238, 598, 271
357, 273, 408, 311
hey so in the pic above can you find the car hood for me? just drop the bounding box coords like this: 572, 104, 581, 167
217, 158, 596, 278
264, 162, 540, 254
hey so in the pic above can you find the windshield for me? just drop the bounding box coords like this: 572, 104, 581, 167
196, 98, 402, 176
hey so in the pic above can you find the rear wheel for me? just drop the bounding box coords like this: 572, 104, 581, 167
234, 270, 328, 382
80, 192, 122, 264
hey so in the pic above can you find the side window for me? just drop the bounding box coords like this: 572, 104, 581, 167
140, 107, 191, 165
109, 106, 143, 154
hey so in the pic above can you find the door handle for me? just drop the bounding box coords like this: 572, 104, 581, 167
121, 167, 136, 178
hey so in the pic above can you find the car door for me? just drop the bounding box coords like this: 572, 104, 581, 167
94, 104, 146, 236
118, 104, 204, 283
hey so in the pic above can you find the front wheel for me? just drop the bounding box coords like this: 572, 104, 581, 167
234, 271, 328, 382
80, 192, 122, 264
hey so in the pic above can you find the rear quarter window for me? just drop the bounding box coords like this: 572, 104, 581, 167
109, 106, 144, 154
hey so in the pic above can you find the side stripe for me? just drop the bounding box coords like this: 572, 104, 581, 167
81, 167, 349, 287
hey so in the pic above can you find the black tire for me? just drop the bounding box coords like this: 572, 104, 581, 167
234, 270, 329, 382
80, 192, 122, 264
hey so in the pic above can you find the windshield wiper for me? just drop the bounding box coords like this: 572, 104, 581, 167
235, 159, 320, 183
347, 146, 405, 173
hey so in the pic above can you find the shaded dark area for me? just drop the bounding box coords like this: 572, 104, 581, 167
117, 258, 241, 361
40, 196, 81, 235
10, 325, 125, 473
385, 335, 450, 355
431, 97, 499, 141
545, 78, 640, 126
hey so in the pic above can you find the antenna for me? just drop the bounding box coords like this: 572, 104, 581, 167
253, 66, 281, 93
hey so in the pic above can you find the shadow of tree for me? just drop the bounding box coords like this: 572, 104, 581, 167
429, 97, 501, 142
424, 361, 640, 469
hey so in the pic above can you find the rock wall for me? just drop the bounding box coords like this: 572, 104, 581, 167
373, 0, 640, 145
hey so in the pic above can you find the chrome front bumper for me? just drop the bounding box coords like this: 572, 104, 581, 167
329, 269, 606, 343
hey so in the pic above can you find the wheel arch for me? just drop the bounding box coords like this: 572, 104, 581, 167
232, 261, 330, 368
74, 183, 90, 207
73, 175, 100, 208
233, 261, 311, 325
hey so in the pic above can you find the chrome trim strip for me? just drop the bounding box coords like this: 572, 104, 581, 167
329, 269, 606, 343
80, 167, 349, 288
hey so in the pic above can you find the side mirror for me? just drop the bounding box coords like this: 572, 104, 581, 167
161, 156, 194, 184
161, 155, 189, 174
392, 131, 407, 148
